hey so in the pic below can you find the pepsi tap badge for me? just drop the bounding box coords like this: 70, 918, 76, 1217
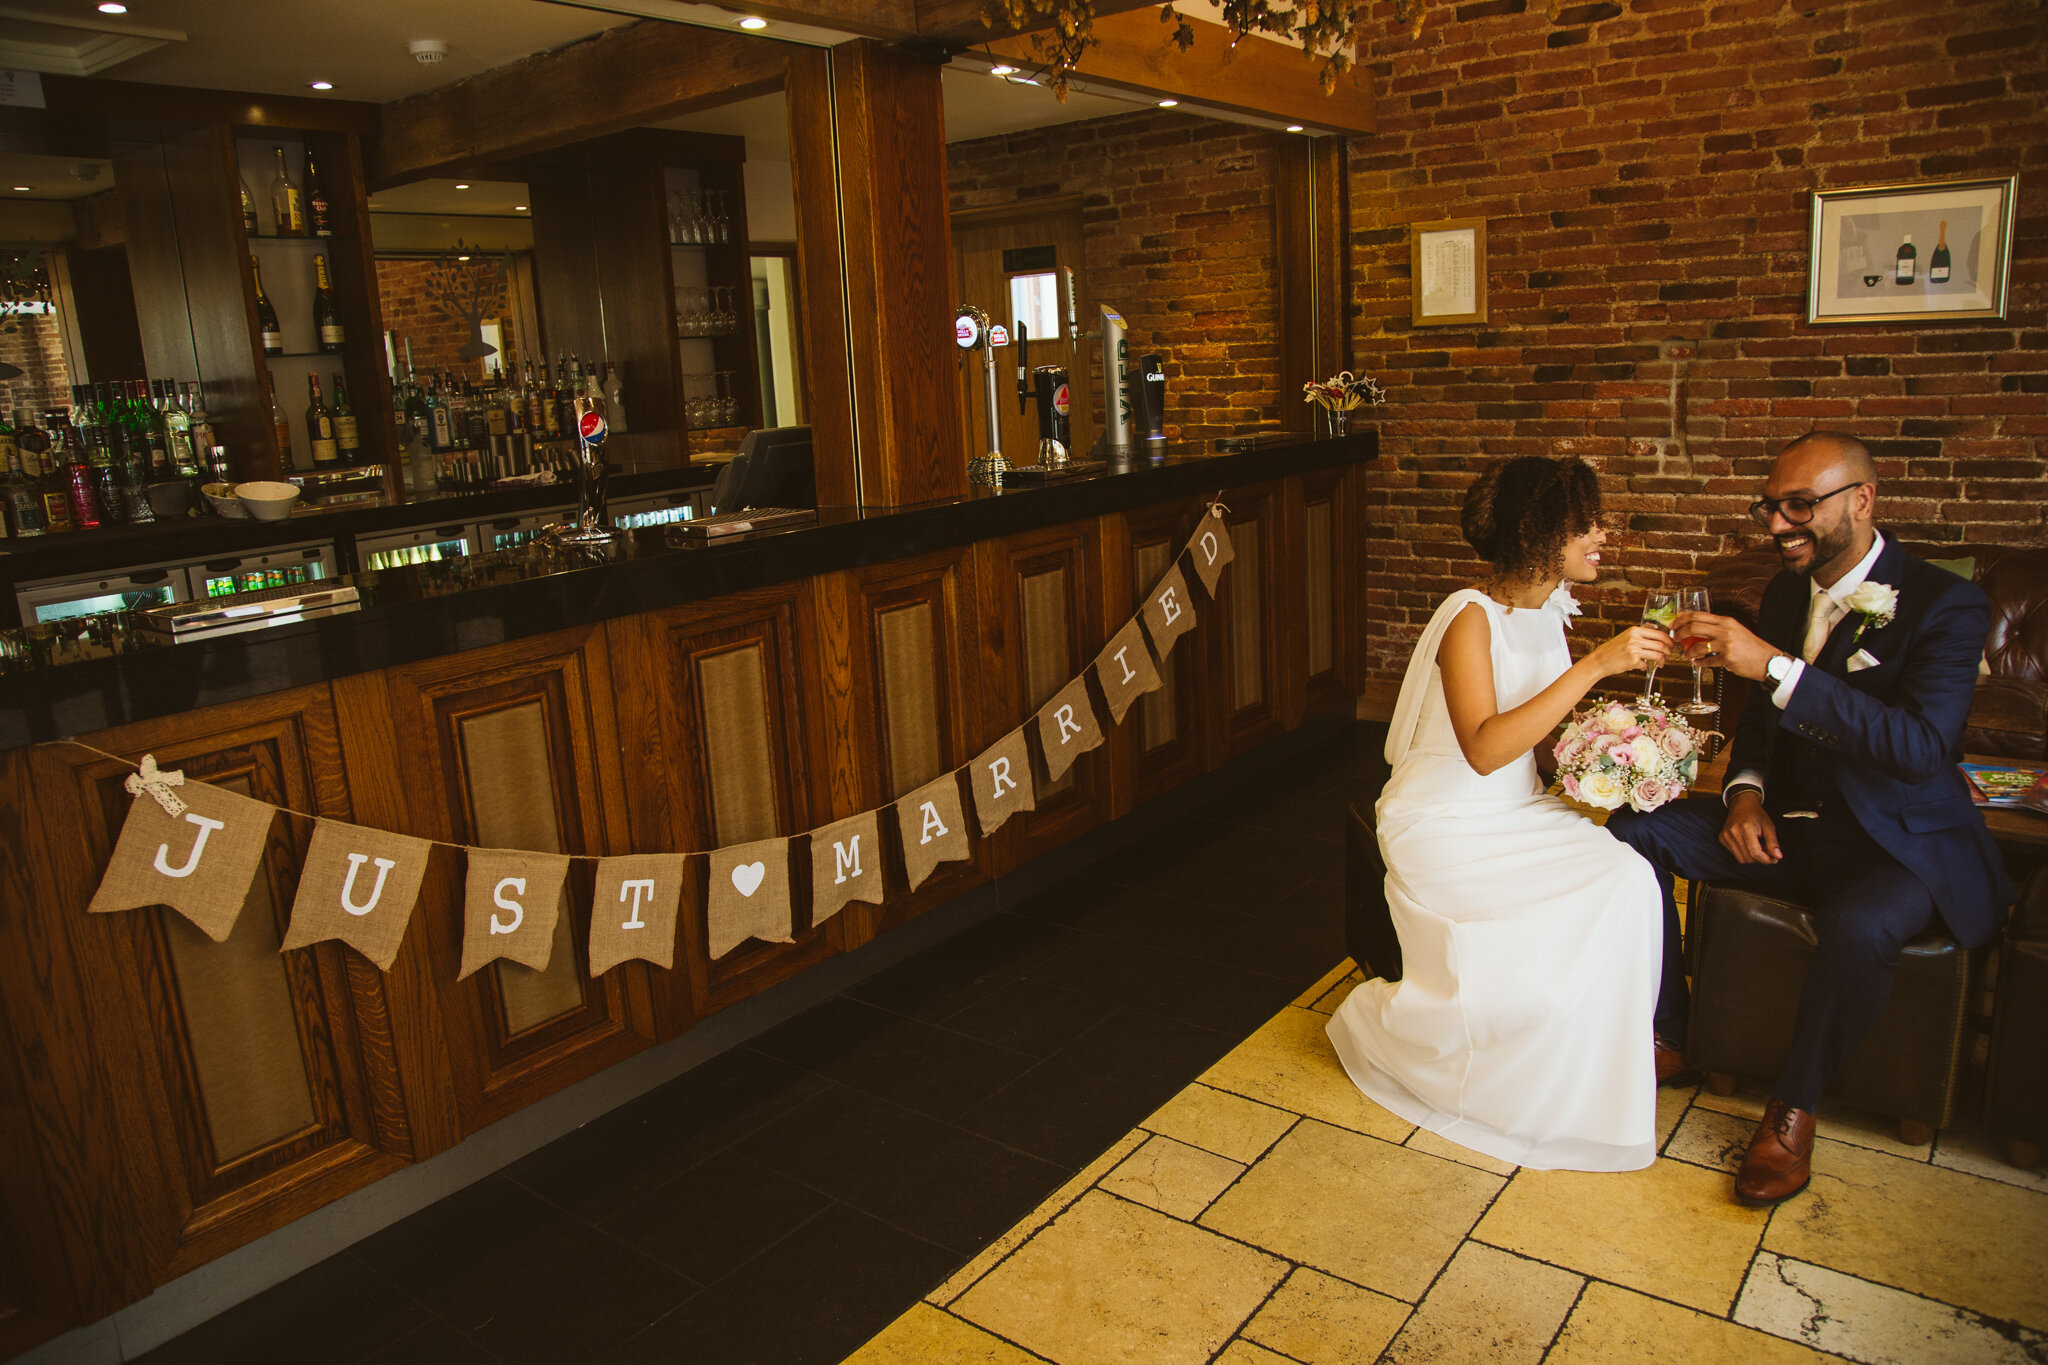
579, 409, 608, 446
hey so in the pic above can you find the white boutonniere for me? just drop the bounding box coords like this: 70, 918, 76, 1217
1844, 580, 1898, 649
1546, 584, 1583, 629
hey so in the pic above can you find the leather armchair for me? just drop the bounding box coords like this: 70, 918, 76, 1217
1985, 866, 2048, 1168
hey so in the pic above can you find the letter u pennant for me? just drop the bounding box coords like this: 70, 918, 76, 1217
90, 779, 278, 942
282, 819, 434, 970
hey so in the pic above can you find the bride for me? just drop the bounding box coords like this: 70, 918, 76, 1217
1326, 455, 1675, 1171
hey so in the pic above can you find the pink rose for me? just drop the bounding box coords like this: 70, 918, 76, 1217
1632, 777, 1670, 811
1558, 737, 1587, 765
1592, 733, 1617, 753
1621, 726, 1644, 741
1611, 746, 1634, 766
1660, 728, 1694, 760
1563, 774, 1582, 800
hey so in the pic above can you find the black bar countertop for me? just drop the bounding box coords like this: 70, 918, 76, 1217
0, 433, 1374, 749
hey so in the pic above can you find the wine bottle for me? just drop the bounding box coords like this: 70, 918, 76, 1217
253, 256, 283, 355
312, 253, 345, 352
0, 400, 42, 538
305, 146, 333, 237
1929, 221, 1950, 284
331, 373, 361, 463
269, 146, 305, 236
305, 373, 338, 467
271, 383, 295, 472
240, 175, 260, 237
1895, 233, 1916, 286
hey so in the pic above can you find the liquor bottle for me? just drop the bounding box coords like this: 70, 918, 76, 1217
331, 373, 362, 464
271, 383, 295, 472
184, 384, 217, 465
30, 412, 72, 533
305, 373, 338, 467
312, 253, 345, 352
0, 401, 41, 538
58, 407, 101, 531
240, 174, 260, 237
305, 146, 333, 237
137, 380, 173, 478
113, 382, 154, 523
604, 362, 628, 433
253, 256, 283, 355
269, 146, 305, 236
427, 376, 453, 452
463, 380, 490, 452
1929, 221, 1950, 284
160, 379, 199, 476
1895, 234, 1916, 286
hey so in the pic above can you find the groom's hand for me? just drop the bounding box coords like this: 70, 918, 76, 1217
1720, 789, 1783, 864
1672, 611, 1777, 682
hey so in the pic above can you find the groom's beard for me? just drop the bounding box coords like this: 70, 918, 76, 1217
1777, 517, 1855, 578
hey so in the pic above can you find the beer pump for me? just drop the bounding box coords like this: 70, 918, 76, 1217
1015, 321, 1071, 468
956, 305, 1011, 487
542, 397, 617, 555
1084, 303, 1134, 459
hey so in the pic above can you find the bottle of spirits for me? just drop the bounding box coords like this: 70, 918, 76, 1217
137, 379, 173, 478
604, 362, 628, 433
253, 256, 283, 355
160, 379, 199, 476
312, 254, 345, 352
59, 405, 102, 531
240, 175, 260, 237
271, 382, 295, 472
0, 401, 42, 538
1929, 221, 1950, 284
331, 373, 362, 464
113, 382, 155, 523
305, 373, 338, 467
30, 412, 73, 533
428, 375, 453, 452
184, 384, 217, 466
269, 146, 305, 236
304, 146, 333, 237
1895, 234, 1916, 286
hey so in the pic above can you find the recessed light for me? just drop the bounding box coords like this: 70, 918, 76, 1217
1286, 124, 1304, 133
96, 2, 126, 12
308, 80, 334, 90
514, 204, 528, 211
1157, 98, 1179, 108
11, 186, 30, 193
989, 64, 1018, 76
457, 254, 470, 261
454, 183, 470, 190
737, 15, 767, 27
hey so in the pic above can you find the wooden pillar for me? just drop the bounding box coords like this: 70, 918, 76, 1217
788, 41, 963, 508
1277, 135, 1350, 404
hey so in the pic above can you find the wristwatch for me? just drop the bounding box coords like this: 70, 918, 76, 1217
1765, 654, 1795, 685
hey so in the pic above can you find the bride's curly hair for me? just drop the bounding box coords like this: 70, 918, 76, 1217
1461, 456, 1602, 579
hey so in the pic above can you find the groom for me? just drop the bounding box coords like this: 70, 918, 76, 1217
1608, 431, 2010, 1207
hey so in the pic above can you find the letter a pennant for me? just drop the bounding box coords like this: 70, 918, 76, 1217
89, 778, 277, 942
894, 773, 971, 891
282, 818, 434, 970
589, 853, 688, 975
1141, 560, 1198, 659
1186, 511, 1235, 598
458, 849, 571, 979
968, 727, 1036, 837
810, 810, 883, 924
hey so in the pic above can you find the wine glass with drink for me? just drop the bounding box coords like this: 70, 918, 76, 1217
1676, 587, 1717, 717
1640, 591, 1678, 700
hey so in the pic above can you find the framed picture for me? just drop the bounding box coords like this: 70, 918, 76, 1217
1807, 176, 2017, 325
1410, 218, 1486, 326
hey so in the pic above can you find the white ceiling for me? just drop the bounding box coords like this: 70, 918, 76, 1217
368, 177, 529, 216
0, 149, 114, 200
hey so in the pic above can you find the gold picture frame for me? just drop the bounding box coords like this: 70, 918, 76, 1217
1806, 176, 2016, 325
1410, 218, 1487, 326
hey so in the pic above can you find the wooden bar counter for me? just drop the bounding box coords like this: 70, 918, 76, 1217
0, 435, 1372, 1356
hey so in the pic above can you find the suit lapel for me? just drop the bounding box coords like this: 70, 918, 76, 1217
1814, 535, 1904, 676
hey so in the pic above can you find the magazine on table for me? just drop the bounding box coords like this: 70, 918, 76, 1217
1960, 762, 2048, 814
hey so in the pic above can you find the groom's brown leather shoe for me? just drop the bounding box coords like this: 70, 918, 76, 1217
1735, 1100, 1815, 1206
1654, 1035, 1701, 1088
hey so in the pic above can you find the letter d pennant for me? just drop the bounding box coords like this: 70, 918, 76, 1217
282, 819, 434, 970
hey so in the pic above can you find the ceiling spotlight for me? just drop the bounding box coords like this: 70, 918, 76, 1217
457, 254, 470, 261
737, 15, 767, 27
1286, 124, 1304, 133
308, 80, 334, 90
96, 2, 126, 12
1157, 98, 1179, 107
10, 186, 29, 193
989, 64, 1017, 76
454, 183, 470, 190
514, 204, 528, 211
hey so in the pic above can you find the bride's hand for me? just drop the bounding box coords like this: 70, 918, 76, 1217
1586, 625, 1672, 679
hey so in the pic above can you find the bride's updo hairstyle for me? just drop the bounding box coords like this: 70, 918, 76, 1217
1461, 455, 1601, 580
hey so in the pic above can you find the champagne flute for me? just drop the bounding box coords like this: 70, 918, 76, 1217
1677, 587, 1717, 717
1640, 591, 1678, 700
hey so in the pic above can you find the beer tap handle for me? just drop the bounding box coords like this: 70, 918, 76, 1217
1016, 321, 1030, 413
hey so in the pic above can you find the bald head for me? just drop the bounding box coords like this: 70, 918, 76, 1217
1777, 431, 1876, 492
1761, 431, 1878, 584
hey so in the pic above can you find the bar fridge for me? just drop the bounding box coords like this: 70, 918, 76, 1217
611, 488, 708, 531
15, 560, 193, 625
354, 522, 477, 572
474, 505, 575, 553
186, 541, 340, 600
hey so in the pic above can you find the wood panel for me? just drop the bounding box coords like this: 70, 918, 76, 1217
371, 628, 652, 1135
1116, 502, 1209, 810
1208, 480, 1289, 760
785, 47, 858, 507
1295, 467, 1353, 716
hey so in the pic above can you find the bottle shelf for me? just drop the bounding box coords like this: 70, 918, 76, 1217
247, 233, 351, 244
265, 350, 356, 360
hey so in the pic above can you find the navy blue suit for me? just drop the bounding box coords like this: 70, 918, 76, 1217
1610, 534, 2011, 1110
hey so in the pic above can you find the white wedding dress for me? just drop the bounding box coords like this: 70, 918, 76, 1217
1326, 589, 1662, 1172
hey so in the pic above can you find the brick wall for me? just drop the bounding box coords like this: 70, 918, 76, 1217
1350, 0, 2047, 676
376, 258, 523, 384
0, 312, 72, 417
948, 111, 1289, 445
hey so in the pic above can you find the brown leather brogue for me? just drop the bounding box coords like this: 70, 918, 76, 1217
1735, 1099, 1815, 1206
1654, 1035, 1701, 1089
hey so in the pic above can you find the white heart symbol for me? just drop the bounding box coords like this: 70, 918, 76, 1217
731, 861, 766, 897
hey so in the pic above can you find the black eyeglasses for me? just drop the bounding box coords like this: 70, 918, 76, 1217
1748, 482, 1865, 528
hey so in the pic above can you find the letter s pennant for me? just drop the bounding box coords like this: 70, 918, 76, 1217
282, 818, 435, 970
90, 777, 278, 942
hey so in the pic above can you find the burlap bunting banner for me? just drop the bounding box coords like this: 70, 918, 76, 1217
458, 849, 570, 979
1092, 617, 1164, 726
589, 853, 688, 975
1141, 560, 1198, 658
1187, 511, 1236, 597
895, 773, 971, 891
810, 810, 883, 923
968, 728, 1036, 837
708, 838, 793, 959
87, 777, 277, 942
1036, 674, 1105, 783
281, 818, 434, 970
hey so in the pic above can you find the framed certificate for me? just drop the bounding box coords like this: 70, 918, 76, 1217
1410, 218, 1486, 326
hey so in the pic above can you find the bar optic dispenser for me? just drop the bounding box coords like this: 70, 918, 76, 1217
956, 305, 1011, 487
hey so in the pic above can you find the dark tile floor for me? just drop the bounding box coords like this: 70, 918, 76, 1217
134, 722, 1389, 1365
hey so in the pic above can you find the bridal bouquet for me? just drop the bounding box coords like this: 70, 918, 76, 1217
1554, 697, 1706, 813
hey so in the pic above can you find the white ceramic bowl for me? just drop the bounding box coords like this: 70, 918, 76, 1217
233, 480, 300, 521
201, 482, 248, 518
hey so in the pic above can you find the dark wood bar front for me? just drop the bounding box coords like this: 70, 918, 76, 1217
0, 439, 1370, 1356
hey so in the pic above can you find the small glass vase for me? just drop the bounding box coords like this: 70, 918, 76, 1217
1323, 405, 1350, 439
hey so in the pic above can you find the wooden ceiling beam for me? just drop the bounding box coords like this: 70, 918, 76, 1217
980, 10, 1373, 134
915, 0, 1159, 44
369, 21, 793, 187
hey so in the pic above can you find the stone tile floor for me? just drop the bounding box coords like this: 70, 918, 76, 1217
850, 963, 2048, 1365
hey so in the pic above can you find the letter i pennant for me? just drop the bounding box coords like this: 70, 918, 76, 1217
458, 849, 571, 979
90, 777, 278, 942
1092, 617, 1163, 725
282, 818, 434, 970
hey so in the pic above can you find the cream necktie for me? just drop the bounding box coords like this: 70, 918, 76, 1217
1802, 592, 1844, 663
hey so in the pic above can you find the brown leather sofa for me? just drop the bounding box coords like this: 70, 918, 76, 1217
1986, 866, 2047, 1168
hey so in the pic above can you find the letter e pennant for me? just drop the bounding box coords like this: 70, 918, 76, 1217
707, 839, 793, 959
459, 849, 571, 979
1141, 560, 1197, 658
969, 728, 1036, 837
811, 810, 882, 924
89, 778, 277, 942
1036, 675, 1104, 783
590, 853, 687, 975
894, 773, 971, 891
1092, 617, 1163, 725
282, 818, 433, 970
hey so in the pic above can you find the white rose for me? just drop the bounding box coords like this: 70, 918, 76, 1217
1846, 581, 1898, 620
1628, 736, 1663, 768
1580, 769, 1625, 810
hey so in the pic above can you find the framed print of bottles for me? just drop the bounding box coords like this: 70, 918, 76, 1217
1805, 176, 2016, 325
